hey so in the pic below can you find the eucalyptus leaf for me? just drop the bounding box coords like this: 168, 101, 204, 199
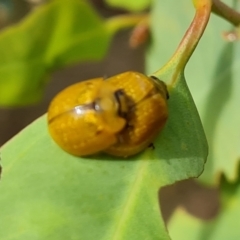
0, 0, 110, 106
0, 70, 207, 239
147, 0, 240, 184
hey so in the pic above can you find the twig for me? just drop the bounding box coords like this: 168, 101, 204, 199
212, 0, 240, 26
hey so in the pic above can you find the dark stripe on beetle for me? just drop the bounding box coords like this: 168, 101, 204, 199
48, 102, 96, 124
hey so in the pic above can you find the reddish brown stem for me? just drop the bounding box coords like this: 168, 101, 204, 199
212, 0, 240, 26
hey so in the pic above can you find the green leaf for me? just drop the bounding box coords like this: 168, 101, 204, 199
105, 0, 150, 12
0, 77, 207, 240
0, 0, 111, 106
168, 169, 240, 240
147, 0, 240, 184
0, 1, 208, 238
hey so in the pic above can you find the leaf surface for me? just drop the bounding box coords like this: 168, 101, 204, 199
0, 70, 207, 239
0, 1, 208, 239
147, 0, 240, 184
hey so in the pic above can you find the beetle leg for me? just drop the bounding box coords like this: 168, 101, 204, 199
148, 143, 155, 150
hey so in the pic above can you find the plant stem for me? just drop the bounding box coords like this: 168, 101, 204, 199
212, 0, 240, 26
105, 14, 148, 36
153, 0, 212, 86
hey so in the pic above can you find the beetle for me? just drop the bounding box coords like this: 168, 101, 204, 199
47, 71, 168, 157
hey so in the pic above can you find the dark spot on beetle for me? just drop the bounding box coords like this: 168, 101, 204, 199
117, 135, 125, 143
85, 81, 93, 87
114, 89, 128, 117
148, 143, 155, 150
129, 105, 136, 112
150, 76, 169, 100
126, 123, 134, 130
120, 112, 128, 119
95, 130, 103, 135
150, 76, 159, 81
167, 93, 170, 99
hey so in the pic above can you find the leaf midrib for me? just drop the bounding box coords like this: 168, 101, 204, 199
111, 158, 149, 239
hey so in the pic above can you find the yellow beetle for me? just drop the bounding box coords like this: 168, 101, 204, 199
47, 71, 168, 157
